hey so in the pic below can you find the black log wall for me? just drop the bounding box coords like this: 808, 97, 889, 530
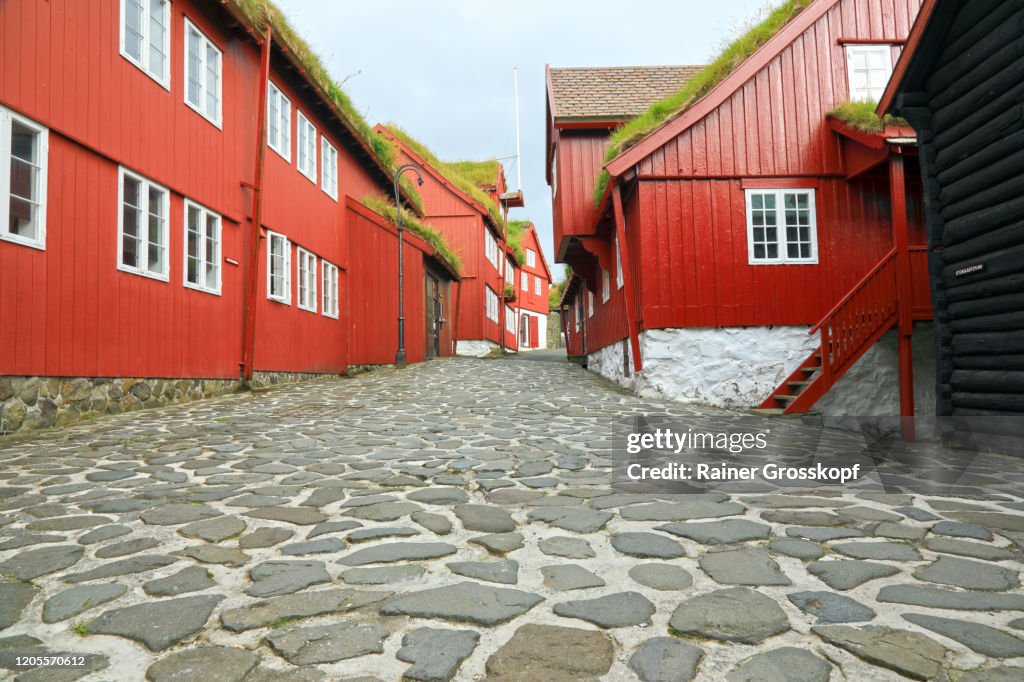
901, 0, 1024, 416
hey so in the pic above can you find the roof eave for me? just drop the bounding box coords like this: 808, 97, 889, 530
878, 0, 940, 116
604, 0, 842, 180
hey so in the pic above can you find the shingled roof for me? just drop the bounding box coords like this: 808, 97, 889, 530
549, 65, 705, 121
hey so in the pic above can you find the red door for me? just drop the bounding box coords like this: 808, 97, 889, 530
529, 316, 539, 348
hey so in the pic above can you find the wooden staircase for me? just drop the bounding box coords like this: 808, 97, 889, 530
757, 248, 902, 415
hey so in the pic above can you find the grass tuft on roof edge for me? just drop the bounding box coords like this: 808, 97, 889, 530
360, 194, 462, 275
383, 125, 507, 233
594, 0, 816, 208
828, 100, 909, 133
232, 0, 423, 212
506, 220, 530, 264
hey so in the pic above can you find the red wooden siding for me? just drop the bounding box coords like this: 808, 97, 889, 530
346, 201, 454, 366
517, 226, 551, 315
0, 0, 420, 380
552, 131, 609, 250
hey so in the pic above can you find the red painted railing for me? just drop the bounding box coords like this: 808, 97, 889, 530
760, 245, 933, 414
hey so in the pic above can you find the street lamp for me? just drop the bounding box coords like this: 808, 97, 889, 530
393, 163, 424, 368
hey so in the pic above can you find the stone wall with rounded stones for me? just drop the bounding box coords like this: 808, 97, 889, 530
0, 371, 339, 435
587, 324, 937, 417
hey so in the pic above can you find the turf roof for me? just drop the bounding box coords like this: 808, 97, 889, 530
231, 0, 423, 212
594, 0, 817, 207
506, 220, 530, 265
383, 125, 507, 233
828, 100, 909, 134
360, 194, 463, 275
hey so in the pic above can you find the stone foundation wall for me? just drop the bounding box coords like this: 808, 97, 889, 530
586, 325, 937, 417
0, 371, 339, 435
547, 312, 564, 349
456, 340, 499, 357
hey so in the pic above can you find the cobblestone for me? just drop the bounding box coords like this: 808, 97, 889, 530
0, 353, 1022, 680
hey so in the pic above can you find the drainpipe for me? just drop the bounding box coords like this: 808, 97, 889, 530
240, 23, 273, 383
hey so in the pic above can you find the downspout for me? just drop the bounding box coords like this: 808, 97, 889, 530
612, 183, 643, 372
560, 303, 570, 350
452, 279, 462, 356
240, 23, 273, 383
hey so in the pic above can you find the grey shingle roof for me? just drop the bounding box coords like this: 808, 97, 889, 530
549, 65, 705, 120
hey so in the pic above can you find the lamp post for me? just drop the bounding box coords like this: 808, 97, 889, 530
393, 163, 424, 368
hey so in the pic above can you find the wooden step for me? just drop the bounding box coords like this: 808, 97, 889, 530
801, 365, 823, 374
752, 408, 785, 416
776, 394, 797, 404
787, 380, 812, 389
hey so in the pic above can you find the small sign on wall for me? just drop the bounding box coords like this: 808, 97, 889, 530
954, 263, 985, 278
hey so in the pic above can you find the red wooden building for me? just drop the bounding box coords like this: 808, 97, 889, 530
0, 0, 457, 433
376, 126, 519, 356
511, 221, 553, 349
548, 0, 935, 420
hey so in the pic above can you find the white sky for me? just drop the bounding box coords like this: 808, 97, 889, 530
278, 0, 771, 280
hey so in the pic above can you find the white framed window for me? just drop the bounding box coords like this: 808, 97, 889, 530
266, 230, 291, 303
845, 44, 893, 102
322, 260, 339, 319
184, 18, 222, 127
587, 289, 594, 318
506, 258, 515, 285
267, 81, 291, 161
525, 249, 536, 268
321, 137, 338, 200
120, 0, 171, 89
506, 306, 516, 334
296, 247, 317, 312
0, 107, 48, 250
183, 199, 221, 294
534, 275, 542, 296
745, 188, 818, 264
521, 271, 528, 291
484, 228, 498, 270
485, 286, 499, 323
296, 111, 317, 182
118, 167, 169, 280
615, 236, 624, 289
601, 268, 610, 303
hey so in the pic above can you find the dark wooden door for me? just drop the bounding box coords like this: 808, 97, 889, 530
425, 274, 441, 358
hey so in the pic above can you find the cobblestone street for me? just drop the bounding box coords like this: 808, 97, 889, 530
1, 353, 1023, 681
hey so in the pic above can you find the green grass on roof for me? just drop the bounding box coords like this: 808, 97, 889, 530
360, 194, 462, 275
448, 160, 501, 187
233, 0, 422, 212
384, 125, 507, 232
506, 220, 530, 264
828, 100, 908, 133
594, 0, 816, 207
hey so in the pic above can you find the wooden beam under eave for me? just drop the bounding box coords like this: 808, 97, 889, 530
612, 184, 643, 373
890, 153, 916, 441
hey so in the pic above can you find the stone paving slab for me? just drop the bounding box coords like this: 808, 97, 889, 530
0, 354, 1022, 680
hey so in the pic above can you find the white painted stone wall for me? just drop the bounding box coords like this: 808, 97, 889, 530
456, 340, 499, 357
519, 310, 548, 350
586, 324, 937, 417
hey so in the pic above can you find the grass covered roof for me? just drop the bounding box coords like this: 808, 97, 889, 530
383, 125, 507, 233
594, 0, 816, 207
828, 100, 909, 134
360, 195, 462, 275
231, 0, 423, 212
506, 220, 530, 264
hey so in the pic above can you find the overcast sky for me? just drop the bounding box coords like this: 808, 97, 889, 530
278, 0, 770, 280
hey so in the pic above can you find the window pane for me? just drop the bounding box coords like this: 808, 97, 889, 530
9, 196, 36, 239
187, 206, 201, 284
751, 194, 763, 209
788, 243, 799, 258
205, 216, 218, 286
124, 0, 144, 60
767, 244, 778, 258
148, 0, 167, 79
148, 187, 165, 274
